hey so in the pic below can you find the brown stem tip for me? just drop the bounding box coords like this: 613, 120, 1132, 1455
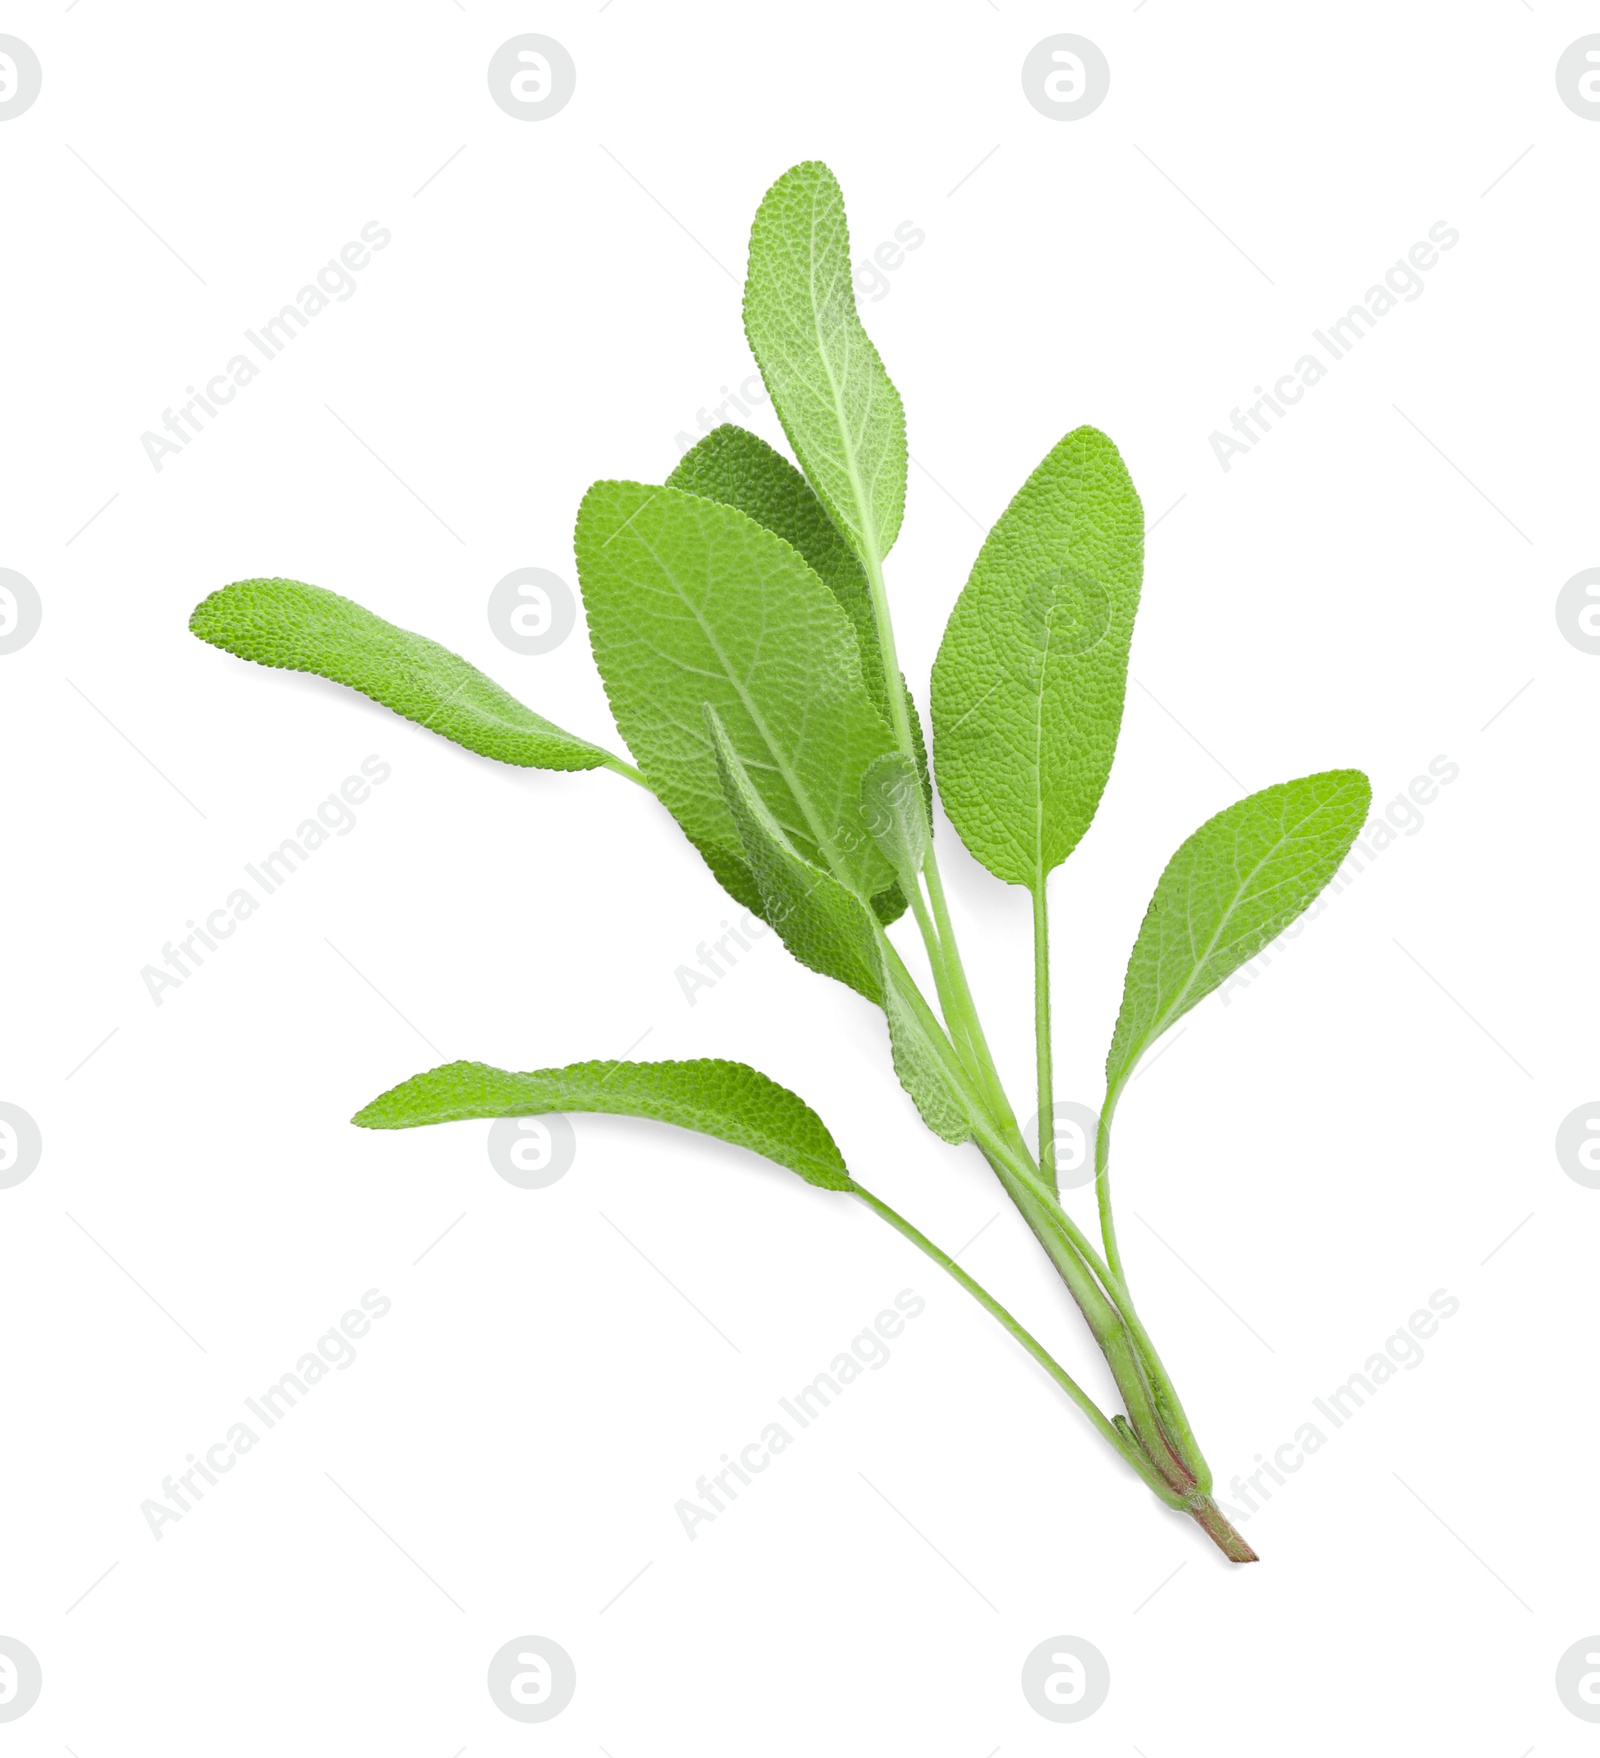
1189, 1495, 1260, 1563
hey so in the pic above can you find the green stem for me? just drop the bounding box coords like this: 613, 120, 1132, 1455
1095, 1087, 1125, 1282
852, 540, 1242, 1548
1032, 879, 1055, 1192
604, 755, 653, 790
922, 852, 1017, 1132
905, 881, 984, 1085
878, 952, 1196, 1492
1092, 1086, 1211, 1490
852, 1186, 1187, 1507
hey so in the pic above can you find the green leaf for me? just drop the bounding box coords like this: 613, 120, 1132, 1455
882, 971, 971, 1145
1104, 770, 1373, 1100
707, 707, 885, 1003
670, 426, 933, 818
573, 480, 899, 910
353, 1057, 855, 1191
743, 162, 907, 568
930, 427, 1144, 890
670, 424, 887, 698
708, 709, 969, 1144
668, 426, 933, 852
190, 578, 627, 776
860, 752, 929, 894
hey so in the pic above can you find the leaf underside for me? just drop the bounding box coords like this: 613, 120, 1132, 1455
743, 161, 907, 567
190, 578, 621, 773
708, 710, 969, 1143
931, 427, 1144, 889
1105, 769, 1373, 1098
353, 1056, 856, 1192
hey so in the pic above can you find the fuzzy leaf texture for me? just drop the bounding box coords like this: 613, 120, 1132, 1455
707, 707, 885, 1003
1105, 770, 1373, 1100
930, 428, 1143, 889
190, 578, 624, 774
743, 162, 907, 566
860, 751, 930, 895
669, 425, 933, 830
353, 1057, 855, 1191
574, 480, 899, 914
709, 711, 969, 1143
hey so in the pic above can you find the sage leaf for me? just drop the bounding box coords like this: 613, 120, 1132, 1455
707, 707, 885, 1002
709, 709, 969, 1143
670, 425, 934, 828
743, 162, 907, 567
930, 427, 1143, 890
1104, 770, 1373, 1101
574, 480, 899, 908
670, 424, 888, 701
354, 1057, 855, 1191
881, 969, 972, 1145
190, 578, 627, 775
860, 751, 930, 894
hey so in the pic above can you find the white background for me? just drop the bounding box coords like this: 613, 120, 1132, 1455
4, 2, 1597, 1751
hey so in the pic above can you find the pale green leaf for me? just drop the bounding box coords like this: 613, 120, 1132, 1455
190, 578, 626, 775
353, 1056, 855, 1191
860, 752, 929, 894
743, 162, 907, 567
706, 707, 885, 1002
573, 480, 899, 909
1105, 770, 1373, 1101
708, 710, 969, 1143
930, 427, 1143, 890
882, 970, 971, 1145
